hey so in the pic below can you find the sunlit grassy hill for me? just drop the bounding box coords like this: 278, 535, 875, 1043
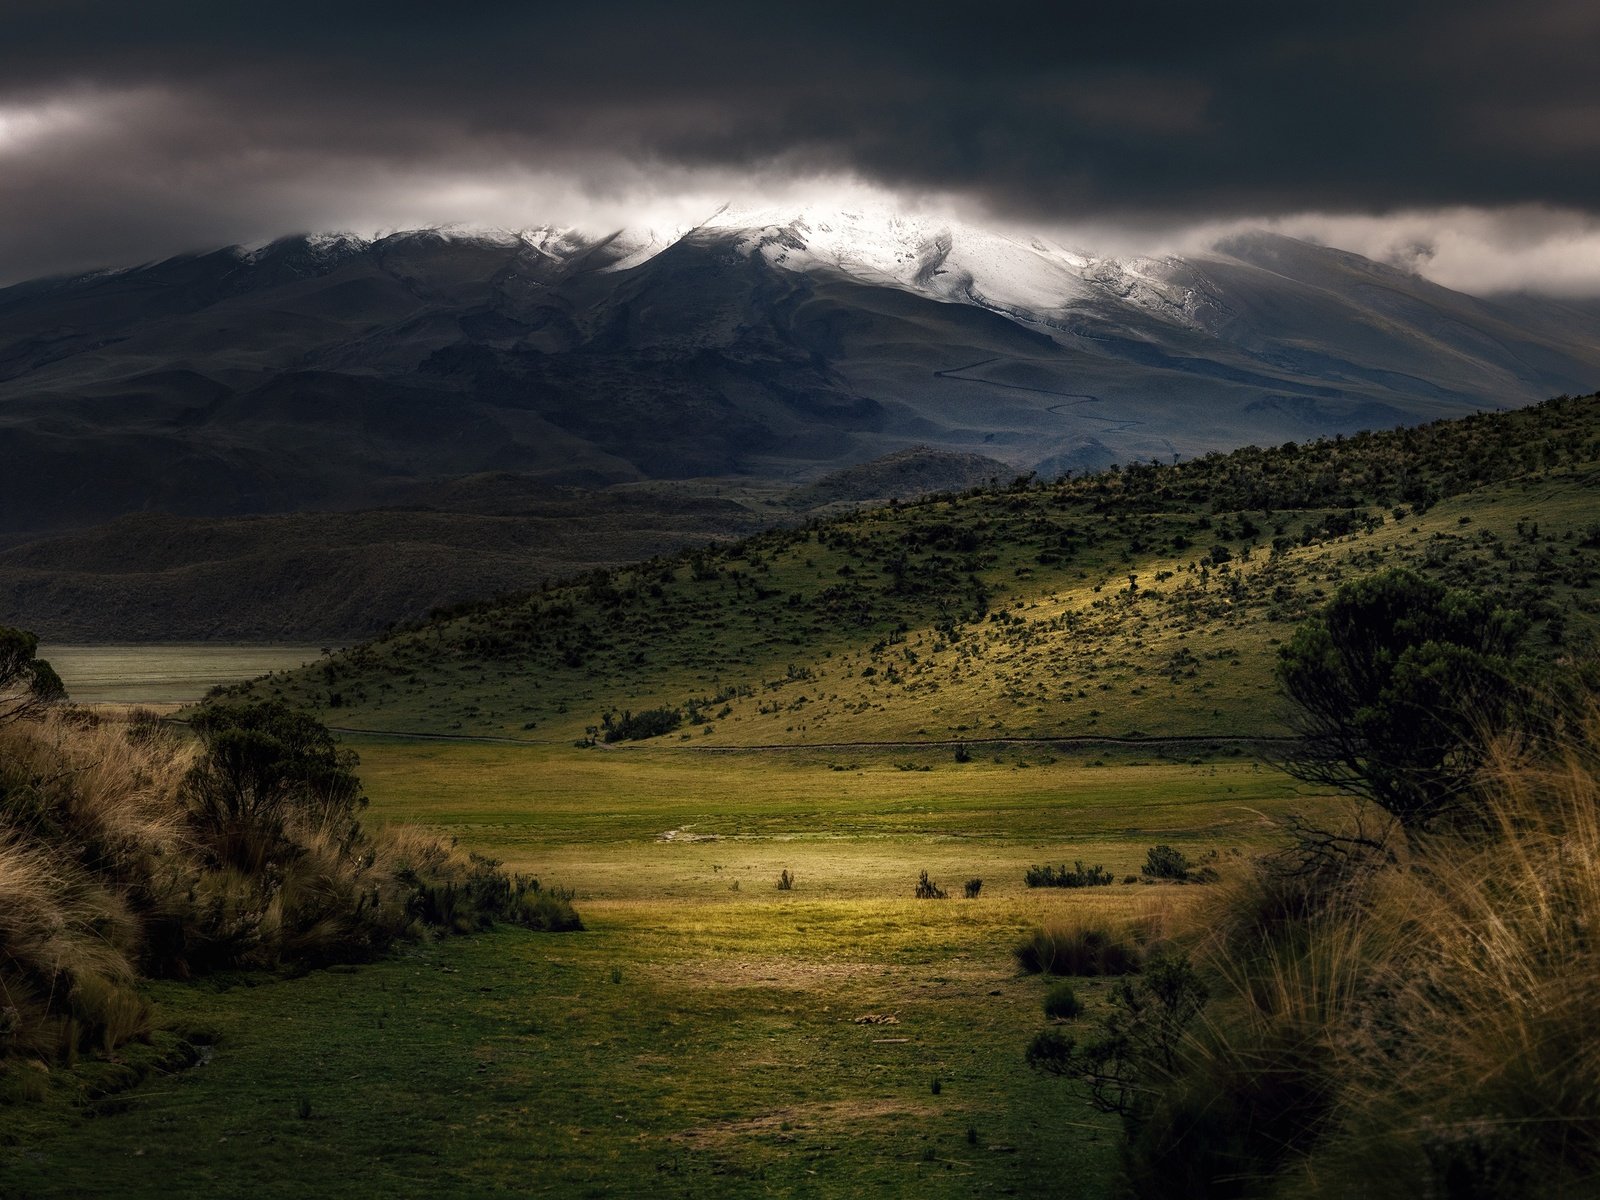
232, 394, 1600, 743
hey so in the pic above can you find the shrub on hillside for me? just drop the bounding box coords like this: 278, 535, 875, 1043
1276, 568, 1527, 830
601, 707, 683, 743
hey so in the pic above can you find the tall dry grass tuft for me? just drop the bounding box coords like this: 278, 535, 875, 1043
1015, 900, 1176, 977
1302, 731, 1600, 1197
2, 704, 580, 1081
0, 714, 172, 1063
0, 830, 148, 1063
1115, 722, 1600, 1198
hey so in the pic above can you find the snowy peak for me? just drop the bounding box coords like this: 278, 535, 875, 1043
689, 204, 1103, 318
68, 209, 1232, 333
585, 203, 1223, 332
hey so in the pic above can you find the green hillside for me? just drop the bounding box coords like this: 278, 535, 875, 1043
230, 394, 1600, 744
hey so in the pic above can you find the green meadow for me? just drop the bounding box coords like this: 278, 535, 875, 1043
3, 734, 1331, 1199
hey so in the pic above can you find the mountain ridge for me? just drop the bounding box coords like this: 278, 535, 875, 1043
4, 210, 1599, 638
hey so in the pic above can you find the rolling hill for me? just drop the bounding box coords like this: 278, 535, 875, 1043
223, 393, 1600, 745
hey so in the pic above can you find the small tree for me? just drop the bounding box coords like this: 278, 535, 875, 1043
0, 626, 65, 723
185, 700, 366, 869
1275, 568, 1525, 830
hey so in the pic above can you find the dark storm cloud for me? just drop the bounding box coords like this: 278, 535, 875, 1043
3, 0, 1600, 279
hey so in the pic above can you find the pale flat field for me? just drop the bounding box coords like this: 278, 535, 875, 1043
41, 643, 326, 704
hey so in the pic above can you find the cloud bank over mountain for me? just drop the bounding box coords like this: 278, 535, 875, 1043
4, 1, 1600, 290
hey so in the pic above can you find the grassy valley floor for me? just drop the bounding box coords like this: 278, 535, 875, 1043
2, 740, 1332, 1199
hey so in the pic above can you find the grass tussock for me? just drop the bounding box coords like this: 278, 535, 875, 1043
0, 704, 578, 1080
1014, 907, 1169, 977
1106, 725, 1600, 1198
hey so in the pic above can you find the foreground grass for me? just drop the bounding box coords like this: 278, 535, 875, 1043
4, 741, 1327, 1197
6, 906, 1124, 1199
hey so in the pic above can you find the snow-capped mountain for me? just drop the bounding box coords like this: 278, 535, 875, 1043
682, 205, 1224, 330
398, 205, 1228, 333
1, 208, 1598, 538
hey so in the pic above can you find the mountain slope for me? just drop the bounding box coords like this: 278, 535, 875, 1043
3, 215, 1598, 541
225, 394, 1600, 744
5, 214, 1600, 641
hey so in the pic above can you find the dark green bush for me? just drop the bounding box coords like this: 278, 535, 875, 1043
1141, 845, 1191, 881
0, 626, 64, 724
1026, 1027, 1075, 1072
601, 707, 683, 743
1276, 567, 1526, 830
1026, 861, 1115, 888
184, 700, 365, 873
1044, 981, 1084, 1020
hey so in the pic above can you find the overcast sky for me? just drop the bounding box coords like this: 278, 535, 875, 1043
5, 0, 1600, 292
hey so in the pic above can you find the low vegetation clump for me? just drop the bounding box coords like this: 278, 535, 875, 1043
1014, 919, 1147, 977
963, 877, 983, 898
1025, 861, 1115, 888
1138, 844, 1217, 882
600, 706, 683, 743
914, 869, 948, 899
1042, 981, 1083, 1021
0, 685, 579, 1083
398, 845, 581, 934
1139, 845, 1189, 880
